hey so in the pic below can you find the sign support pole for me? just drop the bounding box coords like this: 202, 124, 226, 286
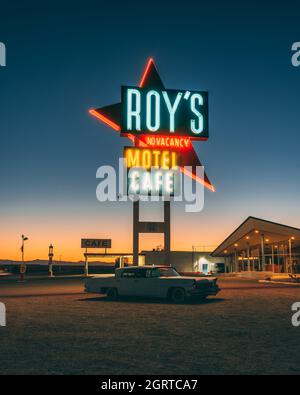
85, 247, 89, 276
132, 136, 140, 267
132, 199, 171, 267
164, 200, 171, 266
133, 200, 139, 266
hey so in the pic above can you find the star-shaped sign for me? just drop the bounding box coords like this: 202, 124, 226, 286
89, 58, 215, 192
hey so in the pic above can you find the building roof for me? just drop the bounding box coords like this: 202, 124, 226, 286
211, 216, 300, 257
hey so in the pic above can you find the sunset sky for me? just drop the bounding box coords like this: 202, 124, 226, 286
1, 1, 300, 261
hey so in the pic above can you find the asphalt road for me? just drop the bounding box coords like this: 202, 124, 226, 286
0, 276, 300, 375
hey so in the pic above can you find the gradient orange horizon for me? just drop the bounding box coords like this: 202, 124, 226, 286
2, 197, 299, 262
0, 232, 226, 262
0, 213, 227, 262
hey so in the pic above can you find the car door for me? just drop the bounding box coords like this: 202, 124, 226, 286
128, 268, 149, 297
117, 269, 139, 296
134, 268, 166, 298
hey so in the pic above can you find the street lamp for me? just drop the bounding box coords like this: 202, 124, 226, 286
21, 234, 28, 262
288, 237, 295, 274
48, 244, 54, 277
20, 235, 28, 281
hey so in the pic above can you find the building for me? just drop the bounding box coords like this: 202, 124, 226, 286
211, 217, 300, 273
143, 250, 225, 274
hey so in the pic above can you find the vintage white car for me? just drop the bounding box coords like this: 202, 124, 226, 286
85, 265, 220, 303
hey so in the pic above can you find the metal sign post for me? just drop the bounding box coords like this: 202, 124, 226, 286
85, 247, 88, 276
133, 200, 171, 266
133, 200, 139, 266
164, 200, 171, 265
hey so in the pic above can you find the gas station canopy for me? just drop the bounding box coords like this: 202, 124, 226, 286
211, 216, 300, 257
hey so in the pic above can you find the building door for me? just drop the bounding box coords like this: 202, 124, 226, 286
202, 263, 209, 275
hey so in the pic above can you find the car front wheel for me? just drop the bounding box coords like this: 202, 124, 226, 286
170, 287, 186, 304
106, 287, 118, 300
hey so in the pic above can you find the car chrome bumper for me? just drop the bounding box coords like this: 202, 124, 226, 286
188, 286, 220, 297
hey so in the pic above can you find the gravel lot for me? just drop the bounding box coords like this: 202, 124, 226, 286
0, 276, 300, 375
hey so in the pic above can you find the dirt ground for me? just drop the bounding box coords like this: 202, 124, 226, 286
0, 276, 300, 375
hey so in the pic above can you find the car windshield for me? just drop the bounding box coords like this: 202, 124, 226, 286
154, 267, 180, 277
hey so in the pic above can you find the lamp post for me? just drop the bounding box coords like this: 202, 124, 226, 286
234, 244, 238, 272
20, 235, 28, 282
275, 245, 280, 273
246, 242, 251, 272
260, 234, 266, 272
282, 244, 287, 273
48, 244, 54, 277
288, 237, 295, 274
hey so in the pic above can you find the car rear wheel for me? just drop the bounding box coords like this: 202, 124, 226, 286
106, 287, 118, 300
170, 287, 186, 304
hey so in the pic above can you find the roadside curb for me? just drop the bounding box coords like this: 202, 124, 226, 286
259, 280, 300, 286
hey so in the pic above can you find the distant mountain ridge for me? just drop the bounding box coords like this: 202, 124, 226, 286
0, 259, 113, 265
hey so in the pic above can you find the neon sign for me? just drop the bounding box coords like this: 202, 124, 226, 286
124, 147, 181, 196
89, 58, 215, 192
138, 136, 191, 149
121, 87, 208, 138
127, 168, 179, 196
124, 147, 179, 170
